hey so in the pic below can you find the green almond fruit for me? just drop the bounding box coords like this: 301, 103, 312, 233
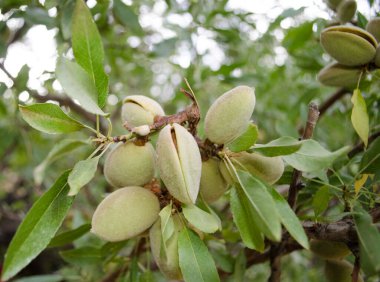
121, 95, 165, 128
91, 186, 160, 242
366, 17, 380, 43
219, 159, 234, 186
156, 123, 202, 204
375, 45, 380, 67
317, 62, 363, 87
324, 0, 344, 10
204, 86, 256, 145
232, 152, 284, 184
149, 215, 183, 280
337, 0, 357, 24
321, 26, 377, 66
104, 141, 156, 188
199, 158, 228, 203
310, 240, 351, 260
325, 260, 363, 282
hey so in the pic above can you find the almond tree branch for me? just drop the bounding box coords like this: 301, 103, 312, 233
268, 102, 320, 282
319, 88, 350, 117
348, 130, 380, 158
247, 207, 380, 267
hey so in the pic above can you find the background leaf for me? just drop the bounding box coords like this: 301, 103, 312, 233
60, 246, 103, 265
352, 205, 380, 276
113, 0, 143, 35
72, 0, 108, 108
56, 57, 106, 116
178, 227, 220, 282
312, 185, 330, 217
2, 171, 74, 281
283, 139, 349, 172
251, 136, 303, 157
19, 103, 85, 134
359, 138, 380, 176
68, 155, 100, 196
351, 89, 369, 147
34, 139, 87, 185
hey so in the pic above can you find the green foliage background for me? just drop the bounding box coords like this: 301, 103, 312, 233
0, 0, 379, 281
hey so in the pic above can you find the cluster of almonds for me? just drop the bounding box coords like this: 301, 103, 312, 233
318, 18, 380, 88
310, 240, 363, 282
90, 86, 285, 279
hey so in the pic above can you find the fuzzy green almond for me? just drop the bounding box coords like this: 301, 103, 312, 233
324, 0, 344, 10
317, 62, 363, 87
156, 123, 202, 204
366, 17, 380, 43
233, 152, 284, 184
121, 95, 165, 127
204, 85, 256, 145
337, 0, 357, 23
91, 186, 160, 242
149, 215, 183, 280
104, 141, 156, 188
321, 26, 377, 66
199, 158, 228, 203
325, 260, 363, 282
310, 240, 351, 260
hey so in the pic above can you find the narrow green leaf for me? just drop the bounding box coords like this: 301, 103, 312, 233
228, 123, 258, 152
127, 256, 140, 282
60, 246, 102, 265
159, 203, 174, 257
283, 139, 349, 172
359, 138, 380, 174
2, 171, 74, 281
232, 250, 246, 282
34, 139, 87, 186
312, 186, 330, 217
68, 155, 100, 196
56, 57, 106, 116
230, 186, 264, 251
19, 103, 85, 134
72, 0, 108, 108
236, 170, 282, 242
351, 89, 369, 147
113, 0, 144, 35
182, 204, 219, 234
48, 223, 91, 248
178, 227, 220, 282
251, 136, 303, 157
267, 185, 309, 249
352, 205, 380, 276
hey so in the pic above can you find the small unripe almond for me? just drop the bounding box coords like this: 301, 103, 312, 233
324, 0, 344, 10
104, 141, 156, 188
310, 240, 351, 260
321, 26, 377, 66
204, 86, 256, 145
121, 95, 165, 128
324, 260, 363, 282
337, 0, 357, 24
199, 158, 228, 203
317, 63, 362, 88
91, 186, 160, 242
366, 17, 380, 42
232, 152, 284, 184
149, 215, 183, 280
156, 123, 202, 204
